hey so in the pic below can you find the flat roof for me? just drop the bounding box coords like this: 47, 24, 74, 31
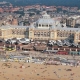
0, 25, 80, 32
0, 25, 29, 30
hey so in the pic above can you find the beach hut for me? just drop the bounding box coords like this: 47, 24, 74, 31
78, 51, 80, 55
69, 51, 78, 55
22, 46, 33, 51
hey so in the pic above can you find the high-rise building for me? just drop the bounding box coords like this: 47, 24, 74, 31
66, 18, 76, 27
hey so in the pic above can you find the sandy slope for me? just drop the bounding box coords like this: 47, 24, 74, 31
0, 62, 80, 80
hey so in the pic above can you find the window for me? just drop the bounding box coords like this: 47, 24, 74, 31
12, 30, 15, 34
57, 32, 60, 37
30, 32, 32, 36
16, 30, 20, 35
42, 24, 43, 27
41, 32, 43, 36
39, 24, 41, 27
44, 32, 46, 36
46, 25, 48, 27
60, 32, 63, 37
49, 25, 52, 27
57, 31, 63, 37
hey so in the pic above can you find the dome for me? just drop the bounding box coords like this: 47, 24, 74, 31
35, 12, 57, 29
36, 12, 55, 25
42, 13, 50, 19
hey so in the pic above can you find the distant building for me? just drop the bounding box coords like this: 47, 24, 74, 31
0, 8, 3, 13
12, 18, 18, 25
61, 18, 66, 23
66, 18, 76, 27
76, 18, 80, 24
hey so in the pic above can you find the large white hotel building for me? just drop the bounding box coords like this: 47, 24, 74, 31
0, 12, 80, 43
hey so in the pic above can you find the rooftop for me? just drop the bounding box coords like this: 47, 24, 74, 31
56, 27, 80, 32
0, 25, 29, 30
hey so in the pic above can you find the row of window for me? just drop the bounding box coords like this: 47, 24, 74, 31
34, 32, 50, 34
34, 32, 50, 37
38, 24, 52, 27
12, 30, 25, 35
57, 32, 74, 38
34, 35, 50, 37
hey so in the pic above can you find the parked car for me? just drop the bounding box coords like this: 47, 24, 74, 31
56, 40, 63, 47
72, 43, 78, 47
19, 38, 30, 44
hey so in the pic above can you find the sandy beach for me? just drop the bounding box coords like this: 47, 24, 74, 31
0, 62, 79, 80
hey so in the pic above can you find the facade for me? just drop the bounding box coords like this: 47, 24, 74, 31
0, 25, 28, 39
0, 12, 80, 43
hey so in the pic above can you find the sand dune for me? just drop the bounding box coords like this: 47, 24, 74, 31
0, 62, 80, 80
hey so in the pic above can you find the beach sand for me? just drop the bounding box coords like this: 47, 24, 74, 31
0, 62, 80, 80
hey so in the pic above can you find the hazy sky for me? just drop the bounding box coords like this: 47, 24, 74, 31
0, 0, 80, 7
